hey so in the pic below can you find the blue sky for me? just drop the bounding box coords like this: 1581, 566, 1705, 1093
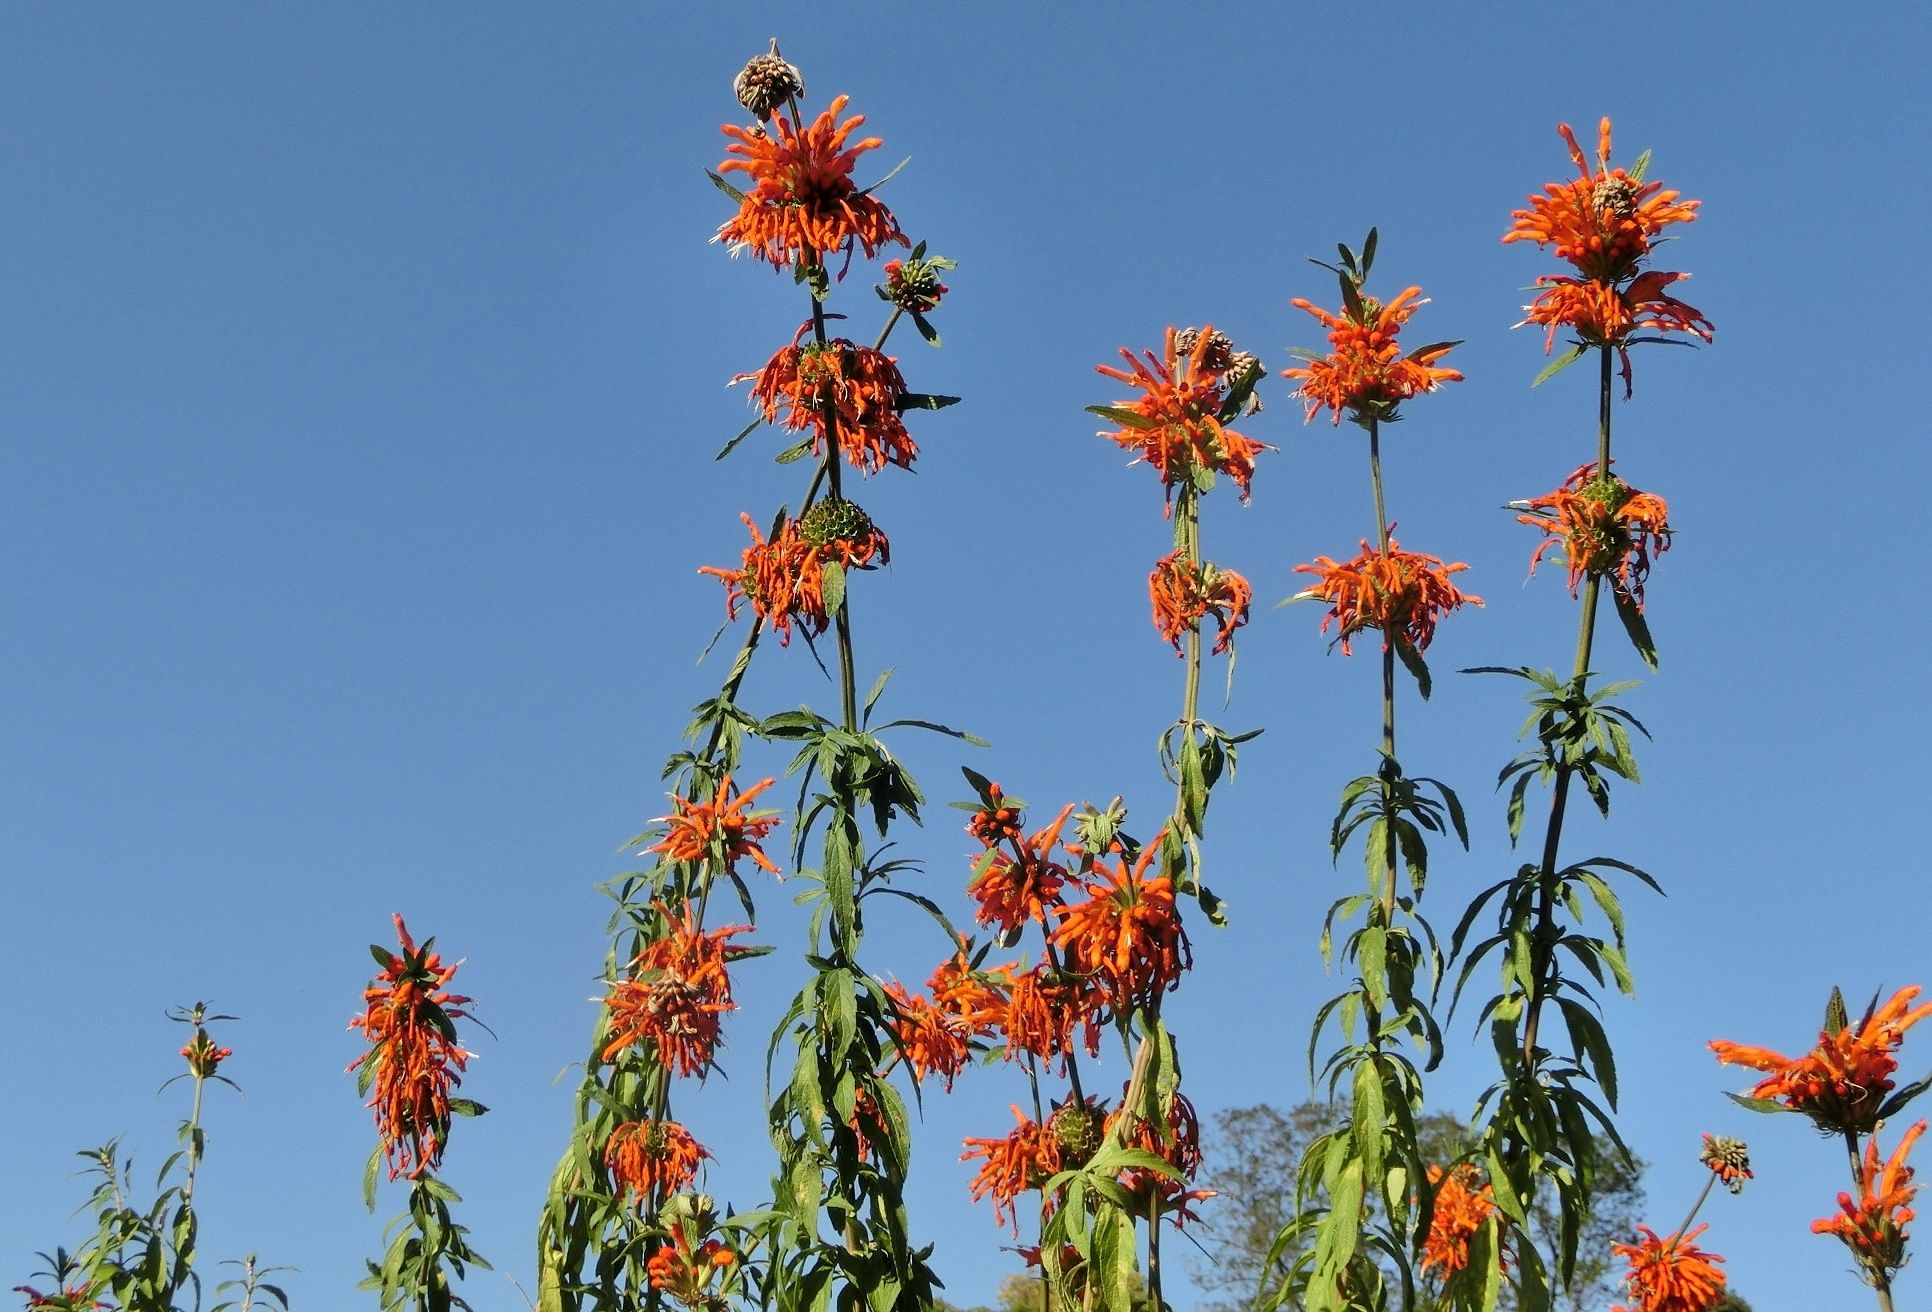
5, 6, 1930, 1310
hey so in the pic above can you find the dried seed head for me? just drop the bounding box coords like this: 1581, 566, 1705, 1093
1048, 1101, 1105, 1167
1593, 175, 1639, 220
733, 40, 804, 121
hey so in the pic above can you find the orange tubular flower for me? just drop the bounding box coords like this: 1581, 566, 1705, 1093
1420, 1164, 1502, 1280
1504, 118, 1699, 284
1610, 1224, 1727, 1312
1051, 835, 1191, 1012
601, 902, 754, 1077
347, 915, 475, 1180
1283, 285, 1461, 426
645, 1222, 738, 1310
1293, 538, 1482, 656
1095, 326, 1269, 504
1813, 1119, 1924, 1276
700, 509, 888, 645
606, 1118, 708, 1206
1518, 464, 1671, 609
1523, 270, 1712, 356
967, 802, 1075, 935
1710, 985, 1932, 1134
736, 332, 917, 474
962, 1105, 1062, 1234
715, 94, 907, 271
884, 981, 974, 1090
1149, 551, 1252, 656
180, 1030, 233, 1080
650, 775, 782, 876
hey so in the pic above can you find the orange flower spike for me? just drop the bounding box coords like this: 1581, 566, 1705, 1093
927, 949, 1015, 1042
601, 902, 755, 1076
715, 94, 907, 271
1293, 539, 1482, 656
1420, 1164, 1502, 1279
1813, 1119, 1925, 1274
1000, 964, 1106, 1066
606, 1118, 708, 1206
1283, 285, 1461, 427
347, 914, 476, 1180
650, 775, 782, 876
735, 335, 918, 475
883, 980, 974, 1089
1711, 985, 1932, 1134
1609, 1224, 1727, 1312
1504, 118, 1700, 283
1094, 325, 1268, 503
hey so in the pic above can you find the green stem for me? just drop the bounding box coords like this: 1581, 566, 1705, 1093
1520, 346, 1612, 1066
1666, 1172, 1716, 1247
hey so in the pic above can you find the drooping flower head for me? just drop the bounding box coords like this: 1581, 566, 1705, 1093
1517, 463, 1672, 610
601, 901, 755, 1078
715, 93, 906, 271
1610, 1224, 1727, 1312
1094, 326, 1270, 504
1000, 963, 1106, 1068
1149, 551, 1252, 656
1699, 1135, 1753, 1195
699, 507, 889, 645
1283, 285, 1461, 427
1051, 833, 1192, 1013
885, 951, 1013, 1090
1420, 1164, 1502, 1280
1710, 985, 1932, 1134
967, 801, 1074, 935
348, 915, 476, 1180
736, 329, 918, 475
1505, 118, 1699, 284
1293, 538, 1482, 656
650, 775, 783, 877
962, 1105, 1063, 1234
1522, 271, 1712, 397
1813, 1119, 1924, 1279
606, 1118, 708, 1207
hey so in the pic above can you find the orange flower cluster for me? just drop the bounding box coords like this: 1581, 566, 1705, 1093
699, 509, 889, 645
645, 1222, 739, 1310
347, 915, 475, 1180
606, 1118, 708, 1207
1710, 985, 1932, 1134
1000, 964, 1104, 1068
715, 94, 906, 271
601, 902, 754, 1078
180, 1029, 233, 1080
882, 255, 948, 315
1699, 1134, 1753, 1195
1149, 551, 1252, 656
1095, 326, 1268, 503
1813, 1119, 1924, 1276
650, 775, 782, 876
738, 333, 917, 474
966, 800, 1075, 935
962, 1105, 1063, 1234
1505, 119, 1710, 394
885, 952, 1012, 1090
1610, 1225, 1727, 1312
1518, 463, 1671, 610
1283, 285, 1461, 426
1107, 1092, 1211, 1224
1294, 539, 1482, 656
966, 781, 1026, 848
1522, 271, 1712, 361
1420, 1164, 1501, 1280
1050, 835, 1191, 1013
1505, 119, 1698, 283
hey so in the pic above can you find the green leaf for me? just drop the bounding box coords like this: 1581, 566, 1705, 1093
821, 559, 846, 618
705, 169, 748, 203
1629, 148, 1653, 184
1395, 639, 1433, 699
1530, 344, 1588, 388
896, 392, 961, 412
1722, 1091, 1788, 1114
1360, 227, 1378, 276
1825, 986, 1849, 1036
716, 416, 762, 462
1879, 1069, 1932, 1121
1086, 404, 1157, 431
1611, 586, 1659, 670
910, 311, 940, 347
857, 155, 911, 196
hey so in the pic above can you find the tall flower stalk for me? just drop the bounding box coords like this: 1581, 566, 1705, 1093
1276, 232, 1476, 1312
1452, 119, 1709, 1310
